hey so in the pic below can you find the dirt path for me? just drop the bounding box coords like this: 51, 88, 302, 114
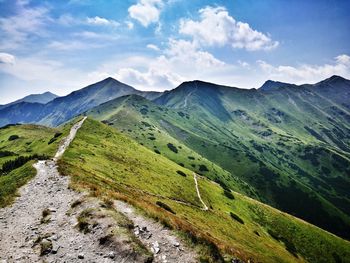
0, 117, 199, 262
193, 173, 208, 211
114, 201, 198, 263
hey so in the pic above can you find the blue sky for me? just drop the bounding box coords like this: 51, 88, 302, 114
0, 0, 349, 103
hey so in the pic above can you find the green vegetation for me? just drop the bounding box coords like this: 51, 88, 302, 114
59, 119, 350, 262
1, 154, 48, 174
0, 122, 71, 207
86, 80, 350, 240
0, 161, 36, 207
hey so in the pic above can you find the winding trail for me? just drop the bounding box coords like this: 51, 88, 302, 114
193, 173, 209, 211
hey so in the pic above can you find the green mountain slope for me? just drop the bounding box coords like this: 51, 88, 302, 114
86, 76, 350, 240
59, 118, 350, 263
0, 122, 71, 207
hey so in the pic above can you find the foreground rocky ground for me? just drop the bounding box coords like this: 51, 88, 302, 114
0, 117, 197, 262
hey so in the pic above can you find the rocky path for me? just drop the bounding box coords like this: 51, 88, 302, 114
193, 173, 208, 211
114, 201, 197, 263
0, 117, 198, 262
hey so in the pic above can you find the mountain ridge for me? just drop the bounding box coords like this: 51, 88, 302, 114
0, 91, 58, 110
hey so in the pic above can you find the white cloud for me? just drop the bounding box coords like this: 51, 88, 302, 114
147, 44, 160, 51
179, 6, 278, 51
257, 54, 350, 83
0, 53, 15, 64
0, 4, 50, 49
128, 0, 163, 27
115, 67, 182, 90
335, 54, 350, 66
164, 39, 225, 68
48, 40, 106, 51
86, 16, 119, 27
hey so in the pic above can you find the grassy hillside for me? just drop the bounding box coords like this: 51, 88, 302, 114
86, 83, 350, 241
59, 118, 350, 262
0, 122, 71, 207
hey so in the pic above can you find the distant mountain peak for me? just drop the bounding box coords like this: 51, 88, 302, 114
318, 75, 348, 84
97, 76, 122, 85
259, 80, 295, 91
0, 91, 59, 110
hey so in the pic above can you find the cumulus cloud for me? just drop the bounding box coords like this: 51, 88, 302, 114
0, 53, 15, 64
128, 0, 163, 27
180, 6, 278, 51
257, 54, 350, 83
115, 67, 182, 90
86, 16, 119, 27
164, 39, 225, 68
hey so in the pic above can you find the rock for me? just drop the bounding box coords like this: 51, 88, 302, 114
51, 244, 60, 254
173, 242, 180, 247
151, 241, 160, 254
40, 239, 53, 256
78, 253, 84, 259
108, 252, 115, 259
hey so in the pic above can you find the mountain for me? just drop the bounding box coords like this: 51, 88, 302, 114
0, 77, 162, 127
87, 76, 350, 240
0, 91, 58, 110
259, 80, 297, 91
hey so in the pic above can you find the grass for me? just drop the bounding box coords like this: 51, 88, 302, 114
86, 91, 350, 240
59, 118, 350, 263
0, 161, 36, 207
0, 120, 73, 207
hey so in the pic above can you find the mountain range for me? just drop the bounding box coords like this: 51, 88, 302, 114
0, 77, 162, 127
1, 75, 350, 262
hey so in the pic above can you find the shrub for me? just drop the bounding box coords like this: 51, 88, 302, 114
223, 190, 235, 200
176, 170, 187, 177
199, 164, 209, 172
156, 201, 176, 214
140, 108, 148, 115
8, 135, 19, 141
167, 143, 178, 153
267, 229, 298, 257
48, 132, 63, 144
230, 212, 244, 224
0, 151, 16, 157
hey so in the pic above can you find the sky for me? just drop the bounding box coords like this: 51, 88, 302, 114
0, 0, 350, 104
